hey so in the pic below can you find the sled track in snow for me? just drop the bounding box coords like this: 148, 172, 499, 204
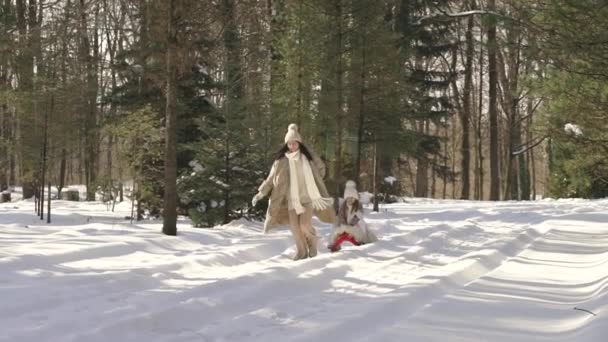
392, 225, 608, 342
43, 221, 543, 342
285, 225, 543, 342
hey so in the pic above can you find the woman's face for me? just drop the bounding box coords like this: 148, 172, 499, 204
346, 197, 355, 205
287, 140, 300, 152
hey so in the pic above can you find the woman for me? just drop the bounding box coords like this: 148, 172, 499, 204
252, 124, 336, 260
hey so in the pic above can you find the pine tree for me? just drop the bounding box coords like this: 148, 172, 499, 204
528, 0, 608, 198
348, 0, 412, 197
396, 0, 457, 198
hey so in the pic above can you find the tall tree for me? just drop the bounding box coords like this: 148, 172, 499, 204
268, 0, 286, 131
460, 0, 475, 200
219, 0, 245, 224
499, 14, 523, 200
327, 0, 345, 205
487, 0, 500, 200
162, 0, 179, 236
77, 0, 99, 201
397, 0, 455, 198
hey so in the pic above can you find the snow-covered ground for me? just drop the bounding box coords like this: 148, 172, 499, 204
1, 196, 607, 342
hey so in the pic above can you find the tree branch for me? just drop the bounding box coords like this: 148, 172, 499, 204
416, 10, 514, 25
517, 98, 544, 124
512, 135, 547, 156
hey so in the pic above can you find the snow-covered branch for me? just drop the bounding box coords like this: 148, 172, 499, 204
564, 123, 583, 137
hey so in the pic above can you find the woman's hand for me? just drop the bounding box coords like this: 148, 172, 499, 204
251, 193, 264, 207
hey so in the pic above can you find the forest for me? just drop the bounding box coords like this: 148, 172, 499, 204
1, 0, 607, 232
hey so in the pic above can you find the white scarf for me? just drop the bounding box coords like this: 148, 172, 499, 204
285, 150, 333, 214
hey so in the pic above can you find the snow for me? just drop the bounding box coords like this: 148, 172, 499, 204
1, 196, 608, 342
384, 176, 397, 185
209, 176, 229, 189
565, 123, 583, 136
359, 191, 372, 204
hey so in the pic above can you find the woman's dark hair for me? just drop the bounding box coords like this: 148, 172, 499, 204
338, 198, 362, 225
275, 142, 313, 161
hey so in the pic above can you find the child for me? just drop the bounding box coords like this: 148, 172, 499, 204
328, 180, 377, 252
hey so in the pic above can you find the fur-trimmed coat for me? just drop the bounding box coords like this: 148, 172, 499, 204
257, 154, 336, 233
329, 202, 377, 244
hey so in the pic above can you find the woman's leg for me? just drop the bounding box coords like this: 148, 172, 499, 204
288, 209, 308, 260
299, 205, 318, 257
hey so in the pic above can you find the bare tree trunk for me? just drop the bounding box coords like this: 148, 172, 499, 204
519, 60, 533, 201
333, 0, 344, 207
497, 49, 516, 200
0, 104, 6, 190
529, 109, 537, 200
372, 140, 379, 212
472, 72, 480, 200
449, 45, 463, 199
500, 13, 523, 200
58, 148, 66, 196
451, 117, 457, 199
0, 115, 4, 191
460, 2, 474, 200
0, 4, 6, 182
16, 0, 35, 191
487, 0, 500, 201
354, 50, 366, 186
30, 0, 43, 77
162, 0, 179, 236
40, 96, 51, 220
78, 0, 98, 201
268, 0, 285, 140
443, 124, 448, 199
0, 1, 9, 190
295, 0, 303, 126
431, 126, 440, 198
104, 0, 119, 181
519, 97, 533, 200
430, 155, 437, 198
476, 27, 485, 201
57, 0, 70, 197
353, 14, 368, 186
9, 109, 16, 186
47, 181, 51, 223
37, 142, 42, 214
415, 121, 429, 197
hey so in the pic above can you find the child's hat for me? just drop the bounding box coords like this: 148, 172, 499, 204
343, 180, 359, 200
284, 123, 302, 143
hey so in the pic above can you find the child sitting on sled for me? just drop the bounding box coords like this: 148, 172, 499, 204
328, 180, 377, 252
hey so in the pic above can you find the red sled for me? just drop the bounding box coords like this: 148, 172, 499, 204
328, 233, 361, 252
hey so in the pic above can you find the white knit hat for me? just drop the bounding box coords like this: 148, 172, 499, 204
284, 123, 302, 143
343, 180, 359, 200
